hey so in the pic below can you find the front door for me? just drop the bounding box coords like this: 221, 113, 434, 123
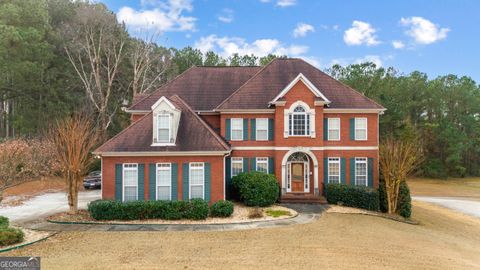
291, 162, 304, 192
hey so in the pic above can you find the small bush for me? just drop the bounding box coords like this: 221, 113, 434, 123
0, 228, 24, 246
0, 216, 9, 228
325, 184, 380, 211
210, 200, 234, 217
232, 172, 279, 207
248, 207, 263, 219
378, 180, 412, 218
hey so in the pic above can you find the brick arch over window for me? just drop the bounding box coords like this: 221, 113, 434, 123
281, 148, 319, 195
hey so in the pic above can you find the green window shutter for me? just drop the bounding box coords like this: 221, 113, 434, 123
268, 118, 274, 140
243, 118, 248, 140
323, 118, 328, 140
350, 158, 356, 185
368, 158, 374, 187
268, 157, 274, 174
243, 158, 249, 173
323, 158, 328, 184
250, 157, 256, 172
182, 163, 189, 200
225, 119, 231, 141
250, 119, 256, 140
340, 158, 346, 184
205, 162, 211, 202
115, 164, 122, 201
149, 163, 156, 200
225, 157, 231, 199
138, 164, 145, 201
349, 118, 355, 141
171, 163, 178, 201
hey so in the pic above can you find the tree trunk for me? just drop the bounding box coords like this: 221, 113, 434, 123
67, 171, 80, 214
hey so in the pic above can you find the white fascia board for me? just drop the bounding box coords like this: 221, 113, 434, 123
270, 73, 331, 104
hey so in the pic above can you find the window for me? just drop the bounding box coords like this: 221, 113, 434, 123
355, 158, 367, 186
123, 164, 138, 202
157, 114, 171, 143
256, 118, 268, 141
189, 162, 204, 199
289, 106, 310, 136
231, 157, 243, 177
328, 158, 340, 184
231, 118, 243, 140
328, 118, 340, 141
355, 118, 367, 140
156, 163, 171, 200
256, 157, 268, 173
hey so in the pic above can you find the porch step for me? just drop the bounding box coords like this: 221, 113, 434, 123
280, 194, 327, 204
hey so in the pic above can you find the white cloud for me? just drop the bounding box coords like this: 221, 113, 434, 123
218, 8, 234, 23
293, 23, 315, 38
400, 16, 449, 44
277, 0, 297, 7
392, 40, 405, 49
194, 35, 308, 58
355, 55, 382, 66
117, 0, 196, 32
328, 55, 384, 68
343, 20, 380, 46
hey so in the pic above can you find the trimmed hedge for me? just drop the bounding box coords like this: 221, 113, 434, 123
88, 199, 209, 221
232, 172, 279, 207
0, 216, 24, 246
378, 180, 412, 218
325, 183, 380, 211
210, 200, 234, 217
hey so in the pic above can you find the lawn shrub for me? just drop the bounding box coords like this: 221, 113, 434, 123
209, 200, 234, 217
232, 172, 279, 207
0, 228, 24, 246
88, 199, 209, 221
0, 216, 9, 228
325, 184, 380, 211
378, 180, 412, 218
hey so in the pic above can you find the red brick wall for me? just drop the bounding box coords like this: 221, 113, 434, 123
323, 113, 378, 146
131, 114, 146, 122
101, 155, 225, 203
199, 114, 221, 131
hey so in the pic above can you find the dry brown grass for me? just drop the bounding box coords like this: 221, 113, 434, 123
408, 177, 480, 200
7, 202, 480, 269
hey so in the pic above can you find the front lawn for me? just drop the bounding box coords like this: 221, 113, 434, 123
408, 177, 480, 199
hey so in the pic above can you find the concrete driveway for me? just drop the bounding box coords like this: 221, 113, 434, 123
0, 190, 101, 223
413, 196, 480, 218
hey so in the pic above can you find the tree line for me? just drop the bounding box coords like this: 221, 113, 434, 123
1, 0, 479, 178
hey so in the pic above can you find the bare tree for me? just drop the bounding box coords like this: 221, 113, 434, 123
379, 137, 423, 214
48, 114, 98, 214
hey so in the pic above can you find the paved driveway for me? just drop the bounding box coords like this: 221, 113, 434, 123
413, 196, 480, 218
0, 190, 101, 223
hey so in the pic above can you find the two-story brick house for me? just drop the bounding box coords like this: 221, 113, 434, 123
94, 58, 385, 203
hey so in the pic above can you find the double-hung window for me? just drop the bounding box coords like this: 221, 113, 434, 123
328, 118, 340, 141
123, 163, 138, 202
156, 163, 171, 200
231, 157, 243, 177
355, 118, 367, 141
231, 118, 243, 140
289, 106, 310, 136
189, 162, 204, 199
256, 157, 268, 173
328, 158, 340, 184
157, 114, 171, 143
355, 158, 368, 186
256, 118, 268, 141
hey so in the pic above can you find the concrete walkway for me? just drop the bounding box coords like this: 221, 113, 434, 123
413, 196, 480, 218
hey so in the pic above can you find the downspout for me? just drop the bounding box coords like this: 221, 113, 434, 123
223, 151, 231, 200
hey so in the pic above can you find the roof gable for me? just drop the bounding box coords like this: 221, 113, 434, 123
270, 73, 331, 104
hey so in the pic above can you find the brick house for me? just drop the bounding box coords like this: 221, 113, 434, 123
94, 58, 385, 203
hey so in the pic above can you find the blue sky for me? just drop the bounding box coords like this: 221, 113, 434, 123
103, 0, 479, 81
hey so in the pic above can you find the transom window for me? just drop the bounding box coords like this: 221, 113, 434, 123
156, 163, 171, 200
123, 163, 138, 202
157, 114, 171, 143
355, 118, 367, 141
256, 157, 268, 173
256, 118, 268, 141
231, 118, 243, 141
355, 158, 368, 186
289, 106, 310, 136
231, 157, 243, 177
328, 118, 340, 141
328, 158, 340, 184
189, 162, 204, 199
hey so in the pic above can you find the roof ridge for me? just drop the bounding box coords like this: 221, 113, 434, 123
170, 95, 230, 151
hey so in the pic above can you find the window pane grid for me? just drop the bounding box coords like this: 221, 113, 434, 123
231, 157, 243, 177
231, 119, 243, 140
256, 157, 268, 173
190, 163, 204, 199
123, 164, 138, 202
355, 118, 367, 140
256, 119, 268, 140
289, 106, 310, 136
355, 158, 367, 186
157, 114, 170, 143
328, 158, 340, 184
328, 118, 340, 140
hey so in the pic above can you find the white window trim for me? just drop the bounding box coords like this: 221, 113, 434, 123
355, 157, 368, 186
255, 118, 269, 141
327, 118, 341, 141
289, 106, 310, 137
230, 118, 244, 141
122, 163, 138, 202
156, 113, 172, 144
156, 163, 171, 200
284, 101, 315, 138
189, 162, 205, 199
231, 157, 243, 177
355, 118, 368, 141
256, 157, 269, 173
328, 157, 341, 184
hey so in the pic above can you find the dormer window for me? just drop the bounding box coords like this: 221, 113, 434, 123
289, 105, 310, 136
157, 113, 171, 143
151, 96, 180, 146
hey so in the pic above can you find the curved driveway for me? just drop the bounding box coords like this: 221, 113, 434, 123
413, 196, 480, 218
